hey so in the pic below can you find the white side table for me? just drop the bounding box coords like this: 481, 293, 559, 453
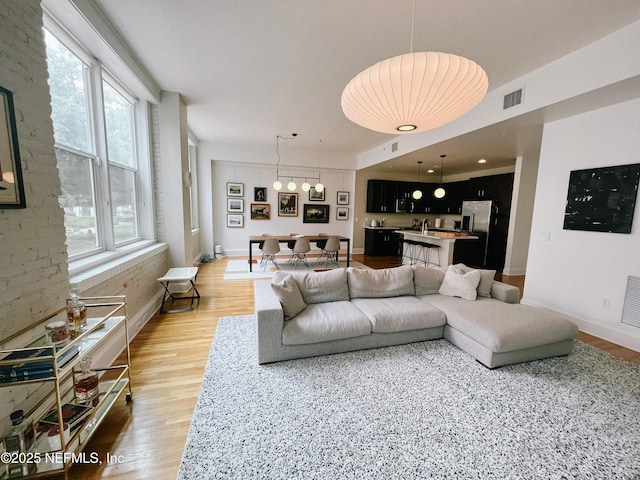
157, 267, 201, 313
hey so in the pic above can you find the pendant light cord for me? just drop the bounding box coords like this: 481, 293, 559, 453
409, 0, 415, 54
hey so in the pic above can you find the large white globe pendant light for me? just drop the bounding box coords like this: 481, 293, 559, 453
341, 3, 488, 134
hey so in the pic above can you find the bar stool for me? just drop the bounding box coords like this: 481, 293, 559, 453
420, 243, 441, 268
402, 238, 419, 265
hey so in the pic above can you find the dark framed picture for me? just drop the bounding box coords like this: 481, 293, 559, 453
227, 182, 244, 197
250, 203, 270, 220
309, 187, 325, 201
336, 192, 349, 205
0, 86, 26, 208
337, 191, 349, 205
254, 187, 267, 202
227, 198, 244, 213
226, 214, 244, 228
303, 204, 329, 223
278, 192, 298, 216
336, 207, 349, 220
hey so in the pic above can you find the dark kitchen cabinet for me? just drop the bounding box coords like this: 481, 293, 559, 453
431, 180, 466, 214
465, 173, 514, 204
366, 180, 398, 213
364, 228, 401, 256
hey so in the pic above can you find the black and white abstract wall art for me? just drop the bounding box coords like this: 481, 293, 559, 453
564, 163, 640, 234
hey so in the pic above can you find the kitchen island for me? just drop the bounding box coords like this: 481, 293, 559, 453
396, 230, 479, 267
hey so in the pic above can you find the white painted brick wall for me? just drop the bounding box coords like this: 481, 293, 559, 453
0, 0, 169, 430
0, 0, 69, 341
0, 0, 70, 426
151, 104, 166, 243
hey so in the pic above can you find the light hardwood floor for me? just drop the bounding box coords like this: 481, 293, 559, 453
70, 255, 640, 479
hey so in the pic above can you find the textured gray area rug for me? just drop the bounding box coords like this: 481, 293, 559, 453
178, 315, 640, 480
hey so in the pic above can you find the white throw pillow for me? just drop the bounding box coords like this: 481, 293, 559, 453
271, 275, 307, 320
439, 266, 482, 301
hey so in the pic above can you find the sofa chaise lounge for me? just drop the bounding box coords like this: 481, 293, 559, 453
254, 264, 578, 368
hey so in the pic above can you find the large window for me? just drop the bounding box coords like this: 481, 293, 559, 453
45, 28, 146, 258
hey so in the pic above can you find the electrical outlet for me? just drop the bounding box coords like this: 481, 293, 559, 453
600, 297, 610, 308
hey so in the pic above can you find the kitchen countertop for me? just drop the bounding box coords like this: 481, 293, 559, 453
396, 230, 479, 241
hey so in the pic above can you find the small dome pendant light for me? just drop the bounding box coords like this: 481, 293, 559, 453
412, 161, 423, 200
433, 155, 447, 199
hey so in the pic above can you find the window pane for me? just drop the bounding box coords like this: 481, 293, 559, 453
103, 81, 135, 168
45, 31, 92, 153
110, 166, 138, 244
55, 148, 99, 255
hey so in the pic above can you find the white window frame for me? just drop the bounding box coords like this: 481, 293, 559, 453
44, 14, 156, 274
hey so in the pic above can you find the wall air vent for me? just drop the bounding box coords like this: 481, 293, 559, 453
391, 142, 398, 153
503, 88, 523, 110
621, 275, 640, 328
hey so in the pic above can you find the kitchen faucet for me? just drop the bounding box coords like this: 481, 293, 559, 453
422, 218, 429, 234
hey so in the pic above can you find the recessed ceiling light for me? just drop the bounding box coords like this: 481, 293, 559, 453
478, 158, 487, 164
427, 169, 434, 173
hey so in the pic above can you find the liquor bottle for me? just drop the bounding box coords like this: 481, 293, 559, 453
74, 357, 99, 406
3, 410, 34, 454
66, 287, 86, 338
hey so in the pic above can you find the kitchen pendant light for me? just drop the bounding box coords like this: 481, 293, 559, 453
341, 1, 488, 134
433, 154, 446, 199
412, 161, 423, 200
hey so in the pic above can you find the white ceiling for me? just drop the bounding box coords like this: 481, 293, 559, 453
94, 0, 640, 174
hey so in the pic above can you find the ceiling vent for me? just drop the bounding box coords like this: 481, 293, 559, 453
391, 142, 398, 153
503, 88, 523, 110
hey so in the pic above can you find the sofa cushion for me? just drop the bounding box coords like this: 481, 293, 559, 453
273, 269, 349, 304
271, 274, 307, 320
348, 265, 414, 298
420, 294, 579, 353
282, 301, 371, 345
454, 263, 496, 298
412, 265, 446, 295
351, 296, 446, 333
438, 266, 481, 301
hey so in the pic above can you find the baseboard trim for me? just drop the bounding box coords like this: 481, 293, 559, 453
521, 298, 640, 353
91, 289, 163, 368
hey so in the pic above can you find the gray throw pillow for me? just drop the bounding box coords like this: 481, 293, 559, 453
271, 274, 307, 320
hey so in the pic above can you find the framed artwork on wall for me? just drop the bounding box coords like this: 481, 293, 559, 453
254, 187, 267, 202
336, 207, 349, 220
0, 86, 26, 208
563, 163, 640, 234
227, 182, 244, 197
278, 192, 298, 216
227, 214, 244, 228
336, 191, 349, 205
250, 203, 270, 220
309, 187, 325, 201
303, 204, 329, 223
227, 198, 244, 213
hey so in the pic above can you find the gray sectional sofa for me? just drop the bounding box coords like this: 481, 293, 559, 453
254, 264, 578, 368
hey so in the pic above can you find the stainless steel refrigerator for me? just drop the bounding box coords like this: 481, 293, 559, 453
460, 200, 494, 268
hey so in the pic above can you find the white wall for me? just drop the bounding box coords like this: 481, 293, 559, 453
524, 97, 640, 351
209, 161, 355, 257
197, 140, 358, 257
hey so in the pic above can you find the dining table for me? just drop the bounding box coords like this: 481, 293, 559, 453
248, 235, 351, 272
